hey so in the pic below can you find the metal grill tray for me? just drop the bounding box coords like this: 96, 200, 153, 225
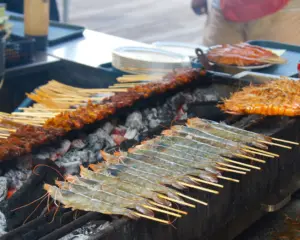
8, 15, 84, 46
247, 40, 300, 77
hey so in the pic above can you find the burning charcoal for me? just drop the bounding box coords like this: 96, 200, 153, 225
94, 129, 116, 147
203, 93, 218, 102
149, 119, 161, 129
124, 128, 138, 140
111, 134, 126, 146
71, 139, 86, 150
35, 151, 50, 160
59, 221, 109, 240
95, 151, 103, 162
102, 122, 114, 134
212, 84, 233, 98
57, 140, 71, 156
81, 150, 96, 164
87, 133, 99, 146
49, 140, 72, 161
57, 161, 81, 175
4, 169, 31, 190
91, 142, 104, 152
182, 91, 196, 104
16, 155, 32, 170
169, 92, 186, 108
193, 88, 206, 102
0, 177, 7, 202
125, 111, 143, 130
111, 126, 126, 136
0, 211, 6, 236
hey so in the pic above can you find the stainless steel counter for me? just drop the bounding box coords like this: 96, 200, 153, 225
47, 29, 149, 68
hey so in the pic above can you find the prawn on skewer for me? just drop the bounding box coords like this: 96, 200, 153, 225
44, 184, 171, 224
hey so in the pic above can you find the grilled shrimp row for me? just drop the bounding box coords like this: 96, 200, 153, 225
45, 118, 294, 224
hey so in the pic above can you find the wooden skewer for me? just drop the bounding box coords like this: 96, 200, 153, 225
175, 192, 208, 206
217, 167, 246, 175
122, 74, 164, 78
11, 112, 56, 117
158, 194, 196, 208
217, 162, 250, 172
108, 85, 133, 89
143, 205, 182, 218
217, 175, 239, 183
133, 212, 170, 225
0, 127, 16, 132
177, 181, 219, 194
76, 88, 127, 93
244, 146, 279, 157
0, 133, 10, 136
149, 201, 188, 215
189, 177, 223, 188
222, 158, 261, 170
257, 140, 292, 149
0, 135, 7, 139
243, 149, 274, 158
235, 154, 266, 163
271, 137, 299, 146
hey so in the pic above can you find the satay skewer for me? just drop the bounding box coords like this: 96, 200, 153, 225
177, 181, 219, 194
216, 167, 247, 175
258, 140, 292, 149
242, 148, 275, 158
189, 177, 224, 188
222, 158, 261, 170
271, 137, 299, 145
217, 162, 251, 172
143, 205, 182, 218
158, 194, 196, 208
149, 201, 188, 215
217, 175, 239, 183
133, 212, 170, 225
243, 146, 279, 157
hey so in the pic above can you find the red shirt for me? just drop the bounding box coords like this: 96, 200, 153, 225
220, 0, 290, 22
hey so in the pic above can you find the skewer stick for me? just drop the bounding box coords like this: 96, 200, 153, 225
244, 146, 279, 157
175, 192, 208, 206
133, 212, 170, 225
243, 149, 275, 158
257, 140, 292, 149
217, 175, 239, 183
0, 135, 7, 139
0, 127, 16, 132
149, 201, 188, 215
222, 158, 261, 170
143, 205, 182, 218
271, 137, 299, 146
216, 167, 247, 175
235, 154, 266, 163
189, 177, 223, 188
158, 194, 195, 208
217, 162, 250, 172
177, 181, 219, 194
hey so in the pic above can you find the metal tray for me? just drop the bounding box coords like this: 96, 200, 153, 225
247, 40, 300, 77
8, 15, 84, 46
233, 71, 299, 83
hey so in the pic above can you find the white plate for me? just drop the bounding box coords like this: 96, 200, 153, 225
112, 46, 191, 74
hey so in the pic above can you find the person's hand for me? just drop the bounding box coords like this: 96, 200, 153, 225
191, 0, 208, 15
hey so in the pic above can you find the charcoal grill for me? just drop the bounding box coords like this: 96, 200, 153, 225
0, 71, 299, 240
